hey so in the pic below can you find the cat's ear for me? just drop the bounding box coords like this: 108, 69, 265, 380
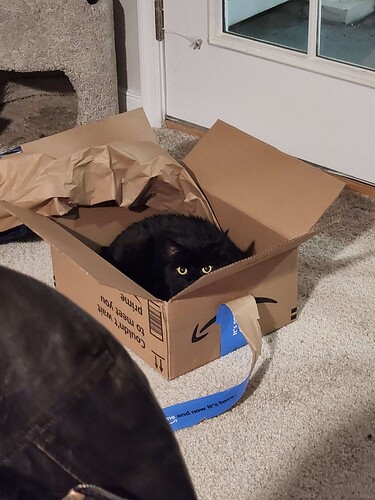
212, 229, 229, 249
218, 229, 229, 244
245, 240, 255, 257
165, 238, 182, 258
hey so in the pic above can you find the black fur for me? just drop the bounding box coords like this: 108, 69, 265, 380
100, 214, 254, 300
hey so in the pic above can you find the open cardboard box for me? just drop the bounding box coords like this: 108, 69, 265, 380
0, 109, 345, 379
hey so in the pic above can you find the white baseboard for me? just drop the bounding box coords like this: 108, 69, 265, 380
118, 87, 142, 112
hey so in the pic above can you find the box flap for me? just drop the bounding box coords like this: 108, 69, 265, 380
0, 201, 155, 300
183, 120, 345, 239
21, 108, 158, 157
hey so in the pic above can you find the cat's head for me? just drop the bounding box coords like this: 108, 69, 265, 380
162, 232, 252, 297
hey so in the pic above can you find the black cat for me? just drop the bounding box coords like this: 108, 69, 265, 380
100, 214, 254, 300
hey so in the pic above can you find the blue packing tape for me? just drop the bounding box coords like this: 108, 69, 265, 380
163, 375, 250, 432
218, 303, 248, 356
163, 303, 255, 431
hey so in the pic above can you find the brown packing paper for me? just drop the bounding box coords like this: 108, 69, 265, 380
21, 107, 159, 156
0, 111, 215, 232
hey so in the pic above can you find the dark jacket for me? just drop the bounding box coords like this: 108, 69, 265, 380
0, 265, 197, 500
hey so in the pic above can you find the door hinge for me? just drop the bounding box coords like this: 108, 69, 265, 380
154, 0, 164, 42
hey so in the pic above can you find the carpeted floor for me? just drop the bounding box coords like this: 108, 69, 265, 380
1, 85, 375, 499
0, 71, 77, 153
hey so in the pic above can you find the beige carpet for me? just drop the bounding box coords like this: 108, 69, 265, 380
1, 92, 375, 499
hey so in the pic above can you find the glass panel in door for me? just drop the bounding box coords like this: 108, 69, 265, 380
319, 0, 375, 70
224, 0, 310, 52
224, 0, 375, 71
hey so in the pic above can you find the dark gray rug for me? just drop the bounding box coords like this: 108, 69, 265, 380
0, 71, 77, 153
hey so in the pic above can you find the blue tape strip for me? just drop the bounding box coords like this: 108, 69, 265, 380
163, 303, 253, 431
163, 376, 250, 431
217, 303, 248, 356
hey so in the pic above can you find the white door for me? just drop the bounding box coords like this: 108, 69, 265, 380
138, 0, 375, 183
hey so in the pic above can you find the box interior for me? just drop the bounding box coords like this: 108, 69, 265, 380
55, 202, 286, 253
51, 200, 319, 304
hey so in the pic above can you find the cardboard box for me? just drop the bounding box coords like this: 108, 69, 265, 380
1, 109, 345, 379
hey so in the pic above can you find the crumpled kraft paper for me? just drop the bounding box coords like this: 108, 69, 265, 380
0, 139, 215, 232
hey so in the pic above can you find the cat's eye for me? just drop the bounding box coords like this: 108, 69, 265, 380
176, 266, 188, 275
201, 265, 213, 274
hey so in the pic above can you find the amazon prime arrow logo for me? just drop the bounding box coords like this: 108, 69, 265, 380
191, 296, 277, 343
191, 316, 217, 343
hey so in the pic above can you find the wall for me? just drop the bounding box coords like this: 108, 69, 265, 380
113, 0, 142, 111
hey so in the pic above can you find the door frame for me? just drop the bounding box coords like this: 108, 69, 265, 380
138, 0, 375, 128
137, 0, 165, 127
